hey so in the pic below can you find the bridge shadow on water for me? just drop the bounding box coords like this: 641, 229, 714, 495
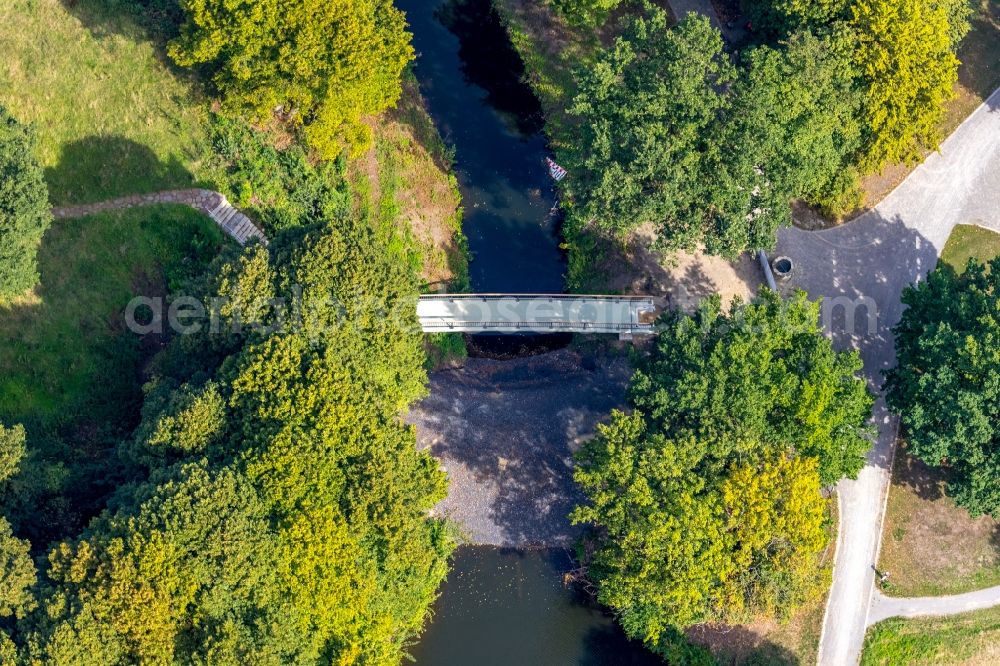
465, 332, 574, 359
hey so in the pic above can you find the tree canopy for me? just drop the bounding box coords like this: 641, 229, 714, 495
884, 258, 1000, 517
0, 423, 26, 485
849, 0, 960, 170
563, 0, 973, 253
566, 13, 738, 253
630, 291, 874, 486
550, 0, 625, 25
12, 214, 451, 663
746, 0, 969, 173
0, 106, 50, 301
572, 292, 871, 656
714, 30, 863, 227
564, 11, 870, 255
0, 423, 35, 643
169, 0, 414, 158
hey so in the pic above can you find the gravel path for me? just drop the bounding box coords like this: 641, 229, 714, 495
773, 88, 1000, 665
52, 188, 267, 246
408, 347, 631, 547
868, 585, 1000, 624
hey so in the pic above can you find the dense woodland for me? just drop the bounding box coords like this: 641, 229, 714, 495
0, 1, 452, 663
556, 0, 972, 259
573, 293, 874, 659
0, 0, 992, 663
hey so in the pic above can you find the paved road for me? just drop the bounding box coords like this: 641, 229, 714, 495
869, 585, 1000, 624
774, 87, 1000, 665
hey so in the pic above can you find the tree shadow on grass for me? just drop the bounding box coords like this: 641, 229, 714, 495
0, 153, 221, 549
956, 1, 1000, 103
45, 135, 194, 206
688, 623, 804, 665
58, 0, 183, 49
890, 445, 945, 502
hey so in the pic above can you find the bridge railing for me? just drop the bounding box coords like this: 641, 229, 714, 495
416, 294, 657, 336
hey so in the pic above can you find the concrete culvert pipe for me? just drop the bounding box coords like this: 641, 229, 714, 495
772, 256, 793, 281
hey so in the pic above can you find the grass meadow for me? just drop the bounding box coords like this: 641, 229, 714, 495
0, 205, 226, 428
0, 0, 216, 205
862, 605, 1000, 665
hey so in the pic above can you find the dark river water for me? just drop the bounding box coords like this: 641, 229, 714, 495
410, 548, 661, 665
398, 0, 566, 294
397, 0, 658, 662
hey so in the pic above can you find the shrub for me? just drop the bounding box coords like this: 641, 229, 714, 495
0, 107, 50, 301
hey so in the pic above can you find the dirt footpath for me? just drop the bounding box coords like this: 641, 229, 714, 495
408, 347, 630, 547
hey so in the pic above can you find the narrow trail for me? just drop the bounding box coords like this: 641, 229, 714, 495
52, 188, 267, 246
869, 585, 1000, 624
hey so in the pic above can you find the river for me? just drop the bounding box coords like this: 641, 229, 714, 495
397, 0, 658, 662
410, 548, 662, 664
398, 0, 565, 294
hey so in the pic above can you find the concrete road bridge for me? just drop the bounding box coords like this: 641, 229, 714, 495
417, 294, 657, 338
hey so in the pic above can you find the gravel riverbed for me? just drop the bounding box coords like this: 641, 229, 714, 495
408, 347, 631, 547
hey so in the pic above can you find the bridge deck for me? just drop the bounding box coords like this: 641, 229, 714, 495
417, 294, 657, 335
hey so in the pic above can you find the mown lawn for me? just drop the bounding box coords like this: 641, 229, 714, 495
862, 605, 1000, 665
0, 205, 226, 428
939, 224, 1000, 272
0, 0, 216, 205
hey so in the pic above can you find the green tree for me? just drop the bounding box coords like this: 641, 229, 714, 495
712, 31, 863, 231
940, 0, 974, 46
884, 258, 1000, 517
0, 518, 35, 620
550, 0, 624, 25
169, 0, 414, 158
746, 0, 850, 37
630, 291, 874, 486
0, 423, 26, 484
572, 291, 870, 656
572, 414, 829, 655
0, 423, 35, 625
850, 0, 959, 170
0, 107, 50, 301
22, 218, 451, 663
566, 12, 864, 254
565, 12, 737, 253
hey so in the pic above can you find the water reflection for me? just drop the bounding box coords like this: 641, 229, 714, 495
397, 0, 566, 293
411, 548, 662, 665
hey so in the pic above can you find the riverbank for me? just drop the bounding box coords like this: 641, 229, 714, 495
495, 1, 764, 302
408, 347, 630, 546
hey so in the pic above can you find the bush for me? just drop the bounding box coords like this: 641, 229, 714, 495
550, 0, 624, 25
0, 107, 50, 301
211, 117, 349, 234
